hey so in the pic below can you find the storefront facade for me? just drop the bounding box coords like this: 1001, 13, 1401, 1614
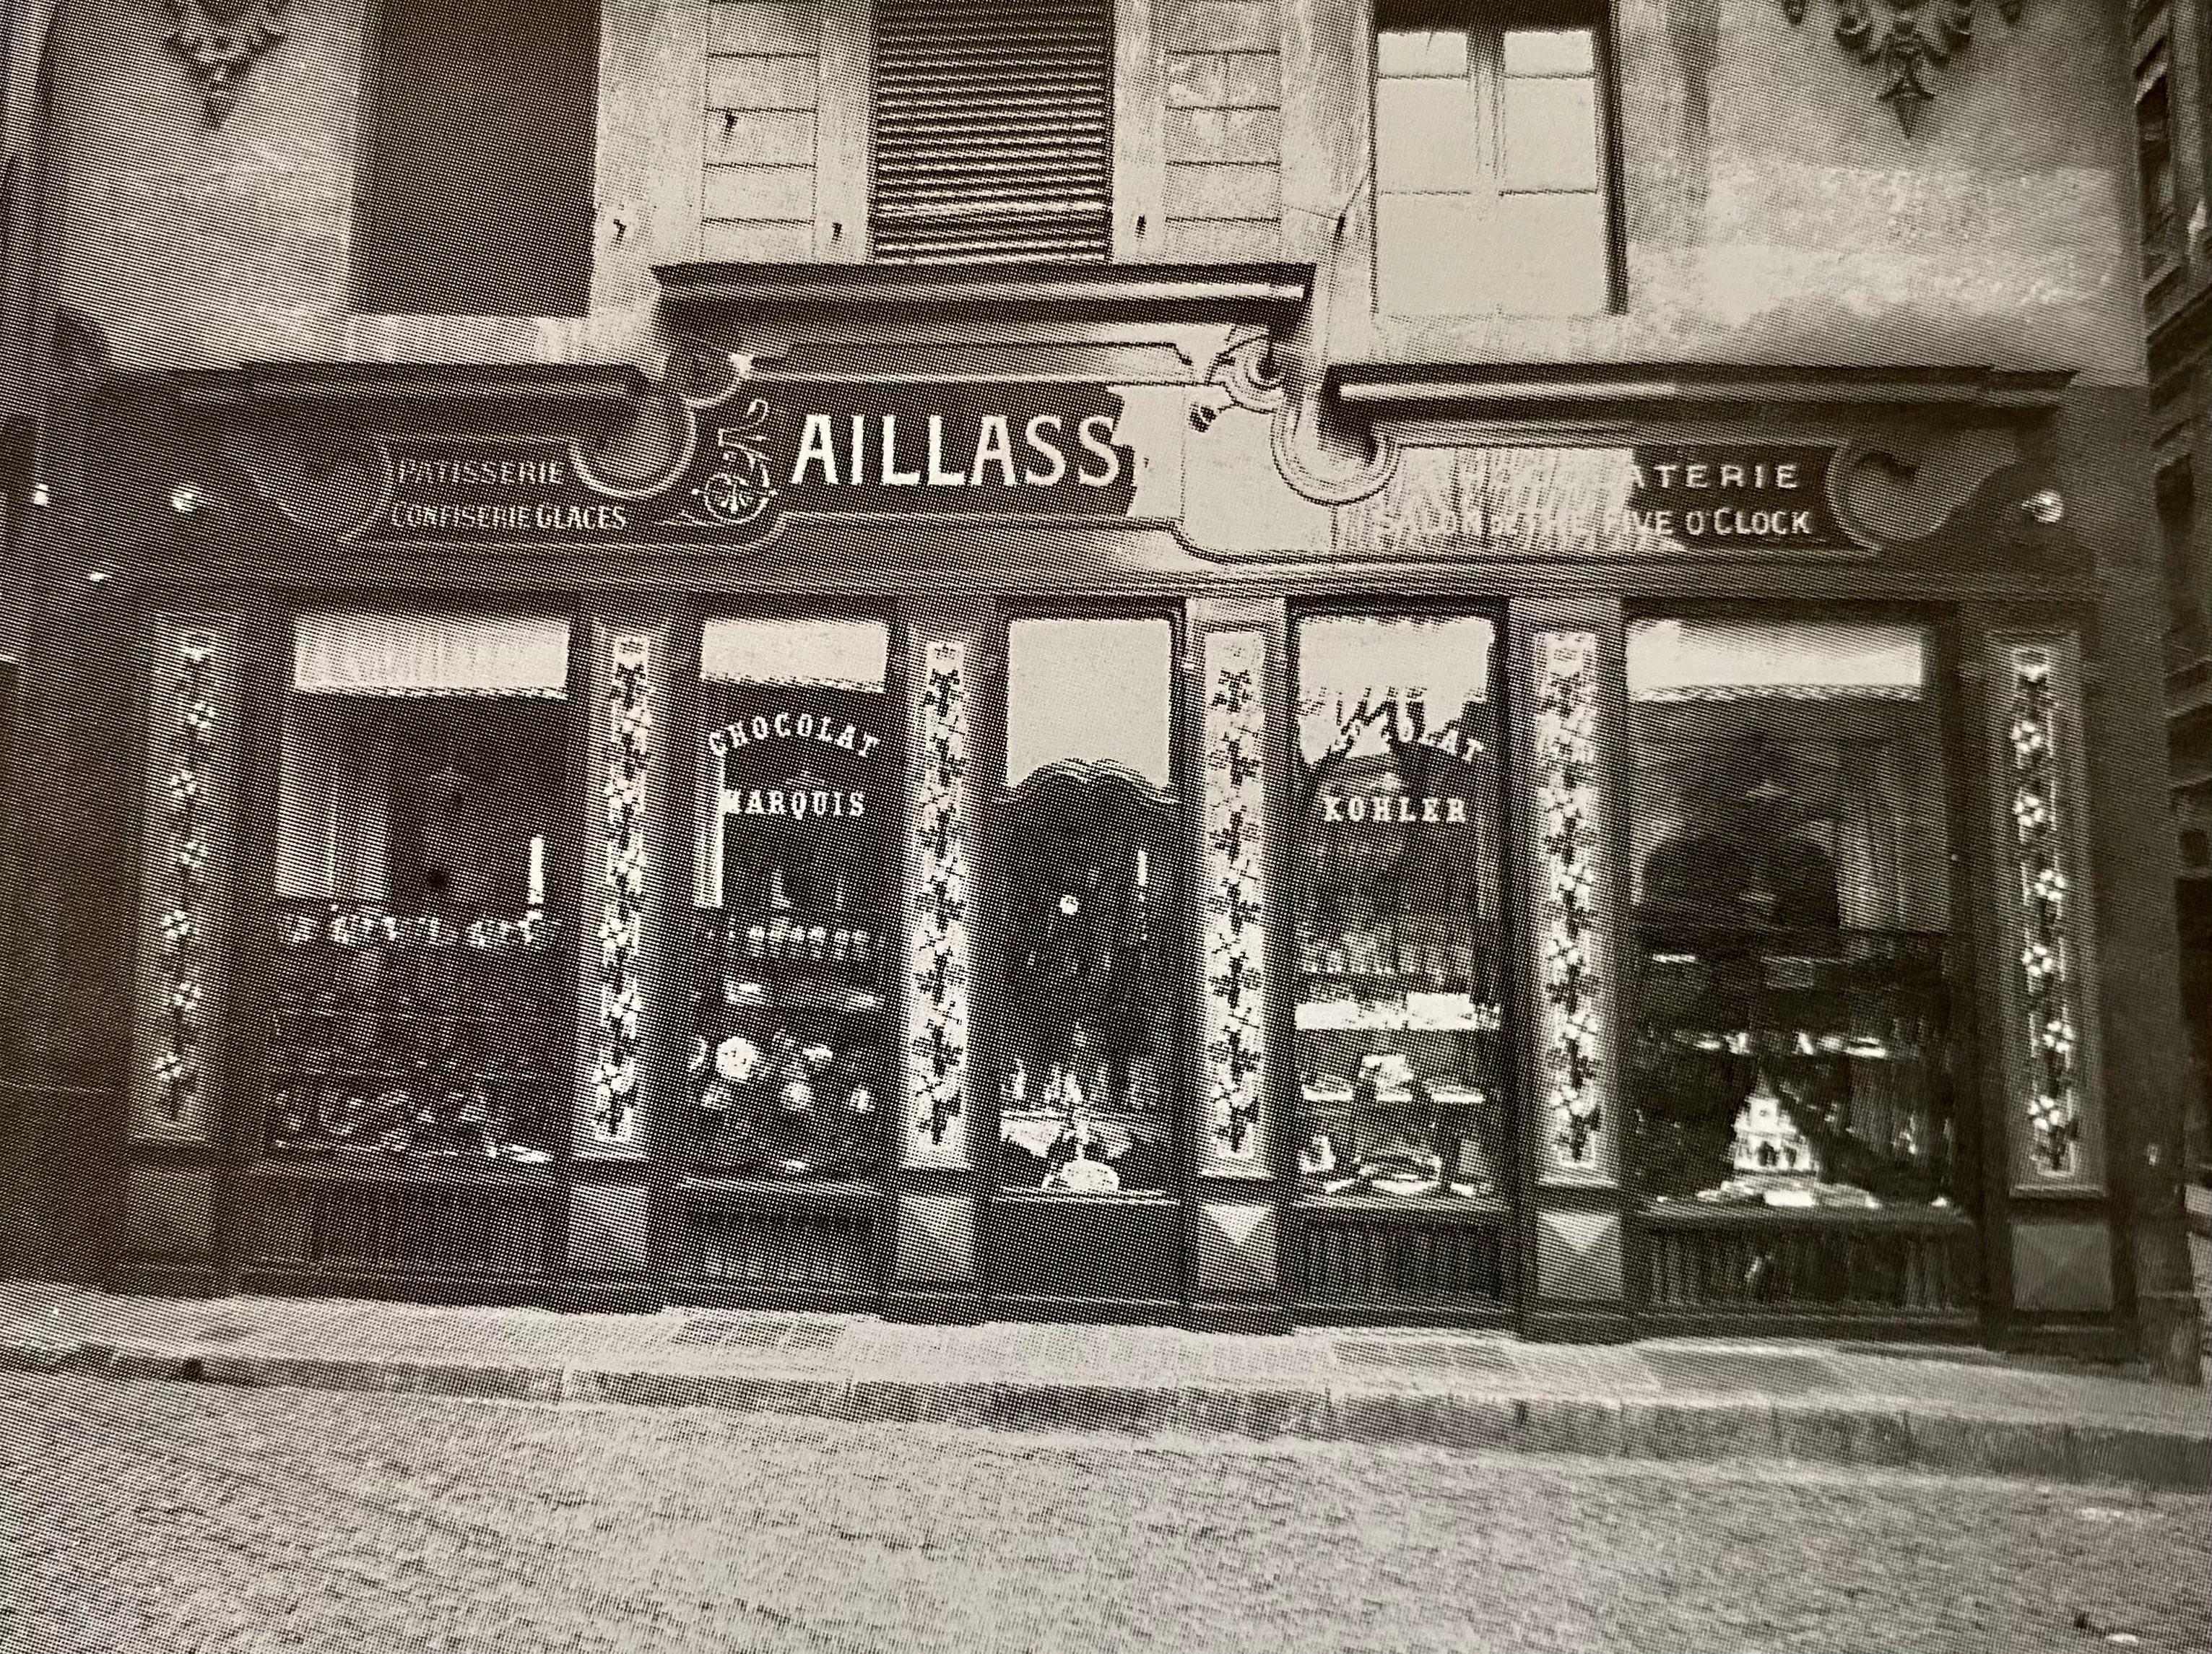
11, 295, 2145, 1352
0, 1, 2192, 1362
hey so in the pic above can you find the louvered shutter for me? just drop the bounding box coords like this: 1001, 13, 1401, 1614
871, 0, 1114, 264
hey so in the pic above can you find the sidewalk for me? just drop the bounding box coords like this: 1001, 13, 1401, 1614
2, 1281, 2206, 1490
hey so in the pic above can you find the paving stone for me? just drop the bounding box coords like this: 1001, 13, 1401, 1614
982, 1382, 1182, 1437
848, 1377, 994, 1429
1906, 1413, 2075, 1481
565, 1368, 851, 1418
2071, 1423, 2212, 1491
1644, 1347, 1841, 1397
1619, 1398, 1778, 1463
0, 1339, 77, 1374
1514, 1396, 1625, 1458
1170, 1385, 1331, 1440
1772, 1403, 1914, 1468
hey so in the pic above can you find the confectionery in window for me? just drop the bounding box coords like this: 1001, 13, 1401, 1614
1292, 615, 1508, 1203
262, 688, 572, 1164
996, 618, 1181, 1195
691, 623, 898, 1180
1626, 620, 1962, 1211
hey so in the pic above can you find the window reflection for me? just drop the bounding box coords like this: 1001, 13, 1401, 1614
997, 617, 1181, 1195
1293, 615, 1507, 1201
264, 695, 571, 1163
1628, 621, 1961, 1211
692, 674, 897, 1179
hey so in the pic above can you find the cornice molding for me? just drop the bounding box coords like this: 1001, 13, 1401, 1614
174, 361, 653, 417
651, 261, 1314, 323
1328, 362, 2076, 423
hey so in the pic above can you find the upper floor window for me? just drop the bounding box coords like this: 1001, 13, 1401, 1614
1374, 1, 1614, 316
871, 0, 1114, 263
2135, 59, 2175, 273
355, 0, 602, 316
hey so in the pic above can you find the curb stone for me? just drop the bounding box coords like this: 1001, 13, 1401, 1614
3, 1336, 2206, 1491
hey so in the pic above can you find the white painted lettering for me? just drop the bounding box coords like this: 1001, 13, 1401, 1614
1023, 416, 1066, 485
792, 415, 838, 485
970, 415, 1018, 485
1076, 415, 1122, 487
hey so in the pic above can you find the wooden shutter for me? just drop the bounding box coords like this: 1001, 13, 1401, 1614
871, 0, 1114, 264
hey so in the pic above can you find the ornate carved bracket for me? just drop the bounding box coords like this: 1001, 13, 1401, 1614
1784, 0, 2023, 133
165, 1, 290, 126
1206, 328, 1398, 508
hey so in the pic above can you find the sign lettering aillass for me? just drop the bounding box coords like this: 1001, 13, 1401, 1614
364, 381, 1141, 545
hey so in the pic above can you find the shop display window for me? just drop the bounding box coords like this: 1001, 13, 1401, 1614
1626, 620, 1961, 1211
997, 618, 1181, 1195
1292, 614, 1508, 1203
691, 620, 898, 1180
263, 671, 573, 1164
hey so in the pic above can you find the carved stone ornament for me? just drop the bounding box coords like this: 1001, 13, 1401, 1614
165, 1, 289, 126
1784, 0, 2023, 133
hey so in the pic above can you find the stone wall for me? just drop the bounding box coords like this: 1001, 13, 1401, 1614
12, 0, 2143, 383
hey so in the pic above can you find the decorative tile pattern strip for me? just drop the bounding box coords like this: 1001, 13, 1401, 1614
1204, 632, 1266, 1161
1536, 632, 1607, 1171
2006, 646, 2081, 1178
909, 642, 970, 1154
155, 636, 218, 1121
591, 636, 651, 1145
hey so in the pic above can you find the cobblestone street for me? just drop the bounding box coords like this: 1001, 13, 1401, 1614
1, 1372, 2205, 1654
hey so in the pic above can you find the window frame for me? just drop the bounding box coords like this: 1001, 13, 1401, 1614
983, 602, 1192, 1200
1371, 0, 1623, 317
1615, 602, 1984, 1221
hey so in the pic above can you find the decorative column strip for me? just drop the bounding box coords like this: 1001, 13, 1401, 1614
2001, 641, 2094, 1185
155, 635, 219, 1123
908, 641, 971, 1161
1535, 631, 1608, 1173
1203, 631, 1267, 1168
590, 636, 651, 1146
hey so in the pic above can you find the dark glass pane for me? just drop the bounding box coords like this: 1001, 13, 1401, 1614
997, 763, 1180, 1194
264, 694, 572, 1162
1626, 621, 1961, 1211
1293, 615, 1507, 1203
691, 679, 899, 1179
356, 0, 600, 316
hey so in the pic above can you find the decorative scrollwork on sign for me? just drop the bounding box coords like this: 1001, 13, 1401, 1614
657, 398, 781, 531
2006, 646, 2082, 1178
1537, 632, 1607, 1172
165, 1, 290, 126
1205, 633, 1266, 1164
591, 637, 651, 1146
155, 637, 218, 1120
908, 643, 970, 1156
1201, 328, 1400, 508
1784, 0, 2023, 133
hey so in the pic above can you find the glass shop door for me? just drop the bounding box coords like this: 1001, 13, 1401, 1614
984, 615, 1189, 1317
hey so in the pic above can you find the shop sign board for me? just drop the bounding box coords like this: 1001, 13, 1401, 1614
363, 381, 1145, 546
1334, 445, 1862, 558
